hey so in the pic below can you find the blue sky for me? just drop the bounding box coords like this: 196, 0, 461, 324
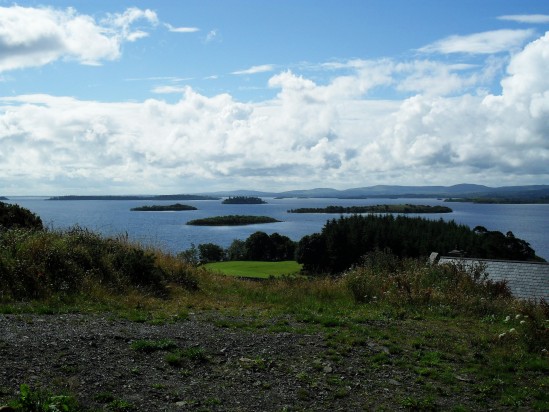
1, 1, 549, 194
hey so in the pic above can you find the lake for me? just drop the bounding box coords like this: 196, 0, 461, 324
5, 197, 549, 260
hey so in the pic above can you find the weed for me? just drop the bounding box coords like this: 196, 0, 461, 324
166, 347, 208, 366
130, 339, 177, 352
108, 398, 134, 411
7, 384, 79, 411
401, 395, 437, 411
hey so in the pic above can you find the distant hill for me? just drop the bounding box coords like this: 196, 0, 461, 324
197, 184, 549, 201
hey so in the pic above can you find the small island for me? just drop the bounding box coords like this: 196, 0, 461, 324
187, 215, 280, 226
0, 196, 7, 200
130, 203, 197, 212
288, 204, 453, 214
222, 196, 267, 204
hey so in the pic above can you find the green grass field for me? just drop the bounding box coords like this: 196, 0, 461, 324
203, 260, 302, 278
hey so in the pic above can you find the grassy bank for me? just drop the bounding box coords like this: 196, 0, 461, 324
203, 260, 302, 278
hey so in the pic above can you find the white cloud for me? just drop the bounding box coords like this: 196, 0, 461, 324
232, 64, 274, 75
1, 32, 549, 193
151, 85, 188, 94
419, 29, 534, 54
0, 5, 157, 72
165, 23, 199, 33
498, 14, 549, 24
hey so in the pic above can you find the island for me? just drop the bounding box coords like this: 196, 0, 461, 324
222, 196, 267, 204
130, 203, 197, 212
0, 197, 7, 200
186, 215, 281, 226
47, 194, 220, 201
287, 204, 453, 214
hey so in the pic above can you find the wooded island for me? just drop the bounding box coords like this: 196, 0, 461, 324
222, 196, 267, 204
187, 215, 280, 226
288, 204, 452, 214
130, 204, 197, 211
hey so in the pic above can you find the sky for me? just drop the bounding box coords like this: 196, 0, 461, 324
1, 0, 549, 195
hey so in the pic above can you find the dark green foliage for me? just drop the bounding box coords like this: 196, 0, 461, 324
288, 204, 452, 214
295, 233, 328, 274
0, 202, 43, 230
130, 203, 197, 211
297, 215, 541, 274
112, 248, 164, 290
226, 239, 247, 260
186, 215, 280, 226
244, 231, 295, 261
198, 243, 226, 263
222, 196, 266, 204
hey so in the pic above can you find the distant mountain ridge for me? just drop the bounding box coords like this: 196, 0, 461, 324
199, 184, 549, 200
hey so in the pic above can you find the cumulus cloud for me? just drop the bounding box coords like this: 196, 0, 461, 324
419, 29, 534, 54
1, 32, 549, 193
0, 5, 157, 71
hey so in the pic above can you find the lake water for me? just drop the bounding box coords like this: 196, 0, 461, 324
4, 197, 549, 260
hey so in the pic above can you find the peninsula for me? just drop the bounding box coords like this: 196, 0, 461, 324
288, 204, 453, 214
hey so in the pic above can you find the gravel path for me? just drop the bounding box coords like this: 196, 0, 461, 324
0, 313, 431, 411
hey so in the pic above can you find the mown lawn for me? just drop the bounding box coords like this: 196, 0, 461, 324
203, 260, 303, 278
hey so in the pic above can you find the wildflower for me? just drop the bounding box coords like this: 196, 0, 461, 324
515, 314, 521, 319
520, 320, 526, 325
498, 333, 506, 339
509, 328, 516, 333
504, 316, 510, 323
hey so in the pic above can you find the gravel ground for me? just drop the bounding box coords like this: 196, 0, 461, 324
0, 313, 458, 411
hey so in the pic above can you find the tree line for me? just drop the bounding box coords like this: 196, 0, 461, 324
180, 214, 541, 271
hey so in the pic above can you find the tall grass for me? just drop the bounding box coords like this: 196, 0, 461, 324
0, 226, 197, 302
345, 250, 513, 315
